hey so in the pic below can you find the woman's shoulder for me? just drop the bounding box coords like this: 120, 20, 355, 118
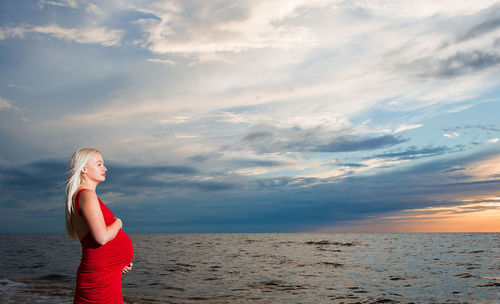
76, 189, 98, 205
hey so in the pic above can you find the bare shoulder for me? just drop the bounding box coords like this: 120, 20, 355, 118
79, 189, 99, 207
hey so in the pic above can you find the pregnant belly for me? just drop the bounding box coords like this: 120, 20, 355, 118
107, 230, 134, 268
81, 230, 134, 271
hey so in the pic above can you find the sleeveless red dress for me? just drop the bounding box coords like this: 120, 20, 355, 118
73, 189, 134, 304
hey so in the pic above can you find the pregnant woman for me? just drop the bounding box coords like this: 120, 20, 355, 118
65, 148, 134, 304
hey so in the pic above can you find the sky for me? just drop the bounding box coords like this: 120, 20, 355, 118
0, 0, 499, 233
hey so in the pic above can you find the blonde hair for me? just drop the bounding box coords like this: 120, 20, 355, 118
65, 147, 100, 239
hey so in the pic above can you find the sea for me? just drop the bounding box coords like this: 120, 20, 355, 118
0, 233, 498, 303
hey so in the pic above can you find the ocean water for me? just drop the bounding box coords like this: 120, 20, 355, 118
0, 233, 498, 303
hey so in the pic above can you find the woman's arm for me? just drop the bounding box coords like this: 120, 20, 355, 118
79, 190, 122, 245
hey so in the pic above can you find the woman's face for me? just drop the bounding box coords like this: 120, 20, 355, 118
83, 152, 107, 183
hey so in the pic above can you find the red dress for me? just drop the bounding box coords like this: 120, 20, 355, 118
73, 189, 134, 304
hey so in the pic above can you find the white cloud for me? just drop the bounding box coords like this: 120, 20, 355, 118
351, 0, 499, 18
0, 97, 22, 113
0, 97, 29, 122
213, 112, 268, 124
32, 24, 122, 46
0, 25, 28, 40
0, 24, 122, 47
147, 58, 177, 65
487, 138, 499, 143
157, 116, 191, 124
136, 0, 498, 59
175, 134, 198, 139
446, 104, 475, 113
3, 0, 500, 169
443, 132, 460, 138
394, 124, 424, 134
85, 3, 103, 15
39, 0, 79, 8
137, 0, 324, 57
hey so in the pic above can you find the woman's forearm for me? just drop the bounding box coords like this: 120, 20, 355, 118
95, 218, 122, 245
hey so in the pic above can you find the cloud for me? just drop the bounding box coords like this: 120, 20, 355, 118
243, 130, 273, 141
228, 158, 285, 168
135, 0, 324, 57
320, 200, 500, 233
157, 116, 192, 124
351, 0, 498, 18
455, 4, 500, 42
38, 0, 79, 8
1, 0, 500, 233
322, 194, 500, 233
161, 179, 239, 192
212, 111, 268, 124
0, 24, 123, 47
314, 135, 406, 153
97, 163, 246, 195
339, 163, 368, 168
423, 51, 500, 78
394, 124, 424, 134
443, 124, 500, 132
441, 124, 500, 142
237, 123, 407, 154
147, 58, 176, 65
383, 3, 500, 90
33, 24, 123, 46
186, 152, 224, 163
0, 98, 22, 113
0, 159, 237, 214
2, 142, 500, 233
456, 153, 500, 181
374, 146, 452, 160
0, 160, 66, 192
443, 132, 460, 138
0, 25, 28, 40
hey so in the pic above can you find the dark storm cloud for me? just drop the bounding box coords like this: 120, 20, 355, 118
239, 124, 406, 154
0, 160, 203, 202
102, 163, 242, 194
2, 147, 500, 233
109, 163, 198, 178
0, 159, 66, 191
0, 160, 67, 214
161, 180, 239, 192
314, 153, 500, 208
185, 148, 500, 232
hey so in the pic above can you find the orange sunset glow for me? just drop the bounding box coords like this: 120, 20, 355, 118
322, 197, 500, 233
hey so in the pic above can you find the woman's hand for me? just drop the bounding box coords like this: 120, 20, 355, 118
122, 262, 133, 275
114, 218, 123, 229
